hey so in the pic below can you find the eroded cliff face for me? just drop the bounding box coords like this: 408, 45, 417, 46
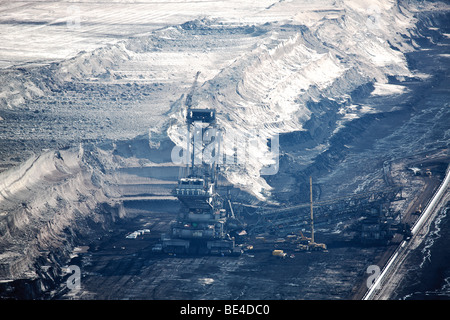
0, 0, 448, 299
165, 0, 445, 200
0, 145, 124, 298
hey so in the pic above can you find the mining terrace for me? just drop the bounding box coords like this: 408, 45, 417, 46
0, 1, 449, 300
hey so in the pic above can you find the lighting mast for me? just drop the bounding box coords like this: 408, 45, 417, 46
310, 176, 314, 244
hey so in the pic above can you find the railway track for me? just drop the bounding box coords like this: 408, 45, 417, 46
362, 164, 450, 300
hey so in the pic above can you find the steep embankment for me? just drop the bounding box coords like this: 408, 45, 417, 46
166, 0, 442, 200
0, 145, 123, 298
1, 1, 446, 201
0, 0, 448, 299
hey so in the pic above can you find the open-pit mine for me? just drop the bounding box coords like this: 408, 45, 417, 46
0, 0, 449, 302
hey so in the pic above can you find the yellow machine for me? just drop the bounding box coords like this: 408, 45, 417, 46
272, 249, 287, 258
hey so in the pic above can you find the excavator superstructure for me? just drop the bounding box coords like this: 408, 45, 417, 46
158, 82, 242, 255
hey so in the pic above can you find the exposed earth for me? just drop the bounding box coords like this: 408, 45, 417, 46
0, 0, 449, 300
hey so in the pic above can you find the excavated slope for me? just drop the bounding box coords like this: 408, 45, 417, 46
0, 145, 123, 293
